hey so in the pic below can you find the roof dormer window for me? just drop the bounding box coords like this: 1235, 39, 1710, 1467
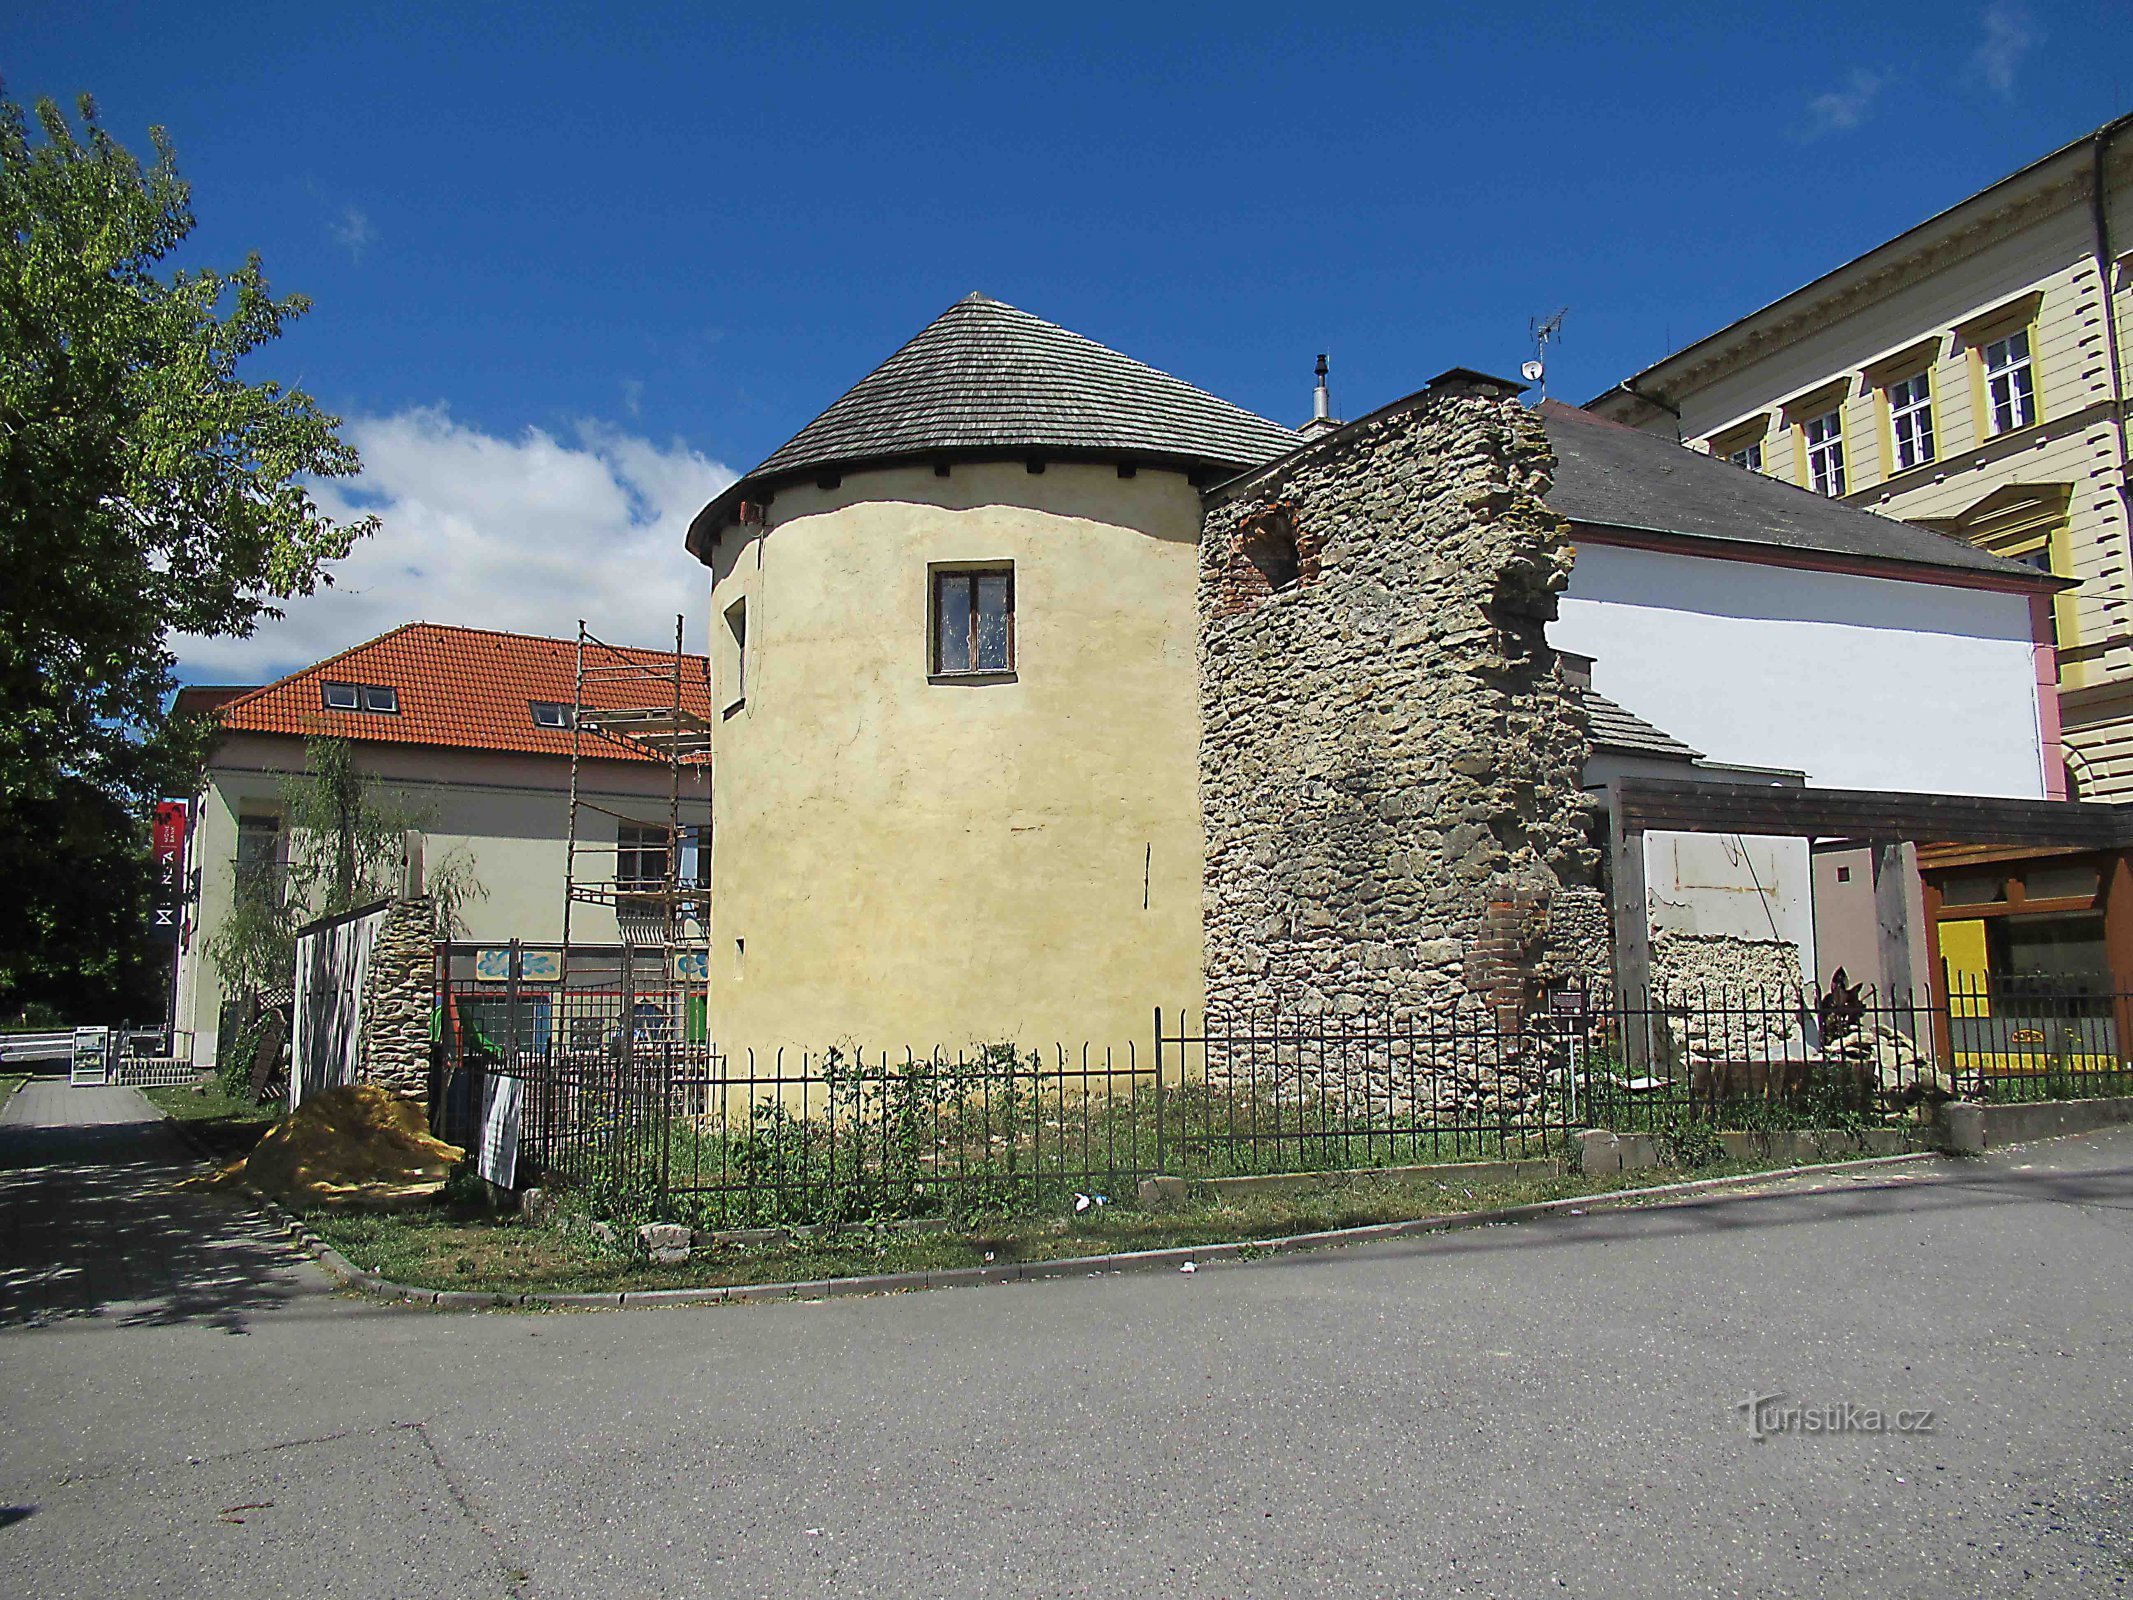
529, 700, 574, 730
322, 681, 400, 714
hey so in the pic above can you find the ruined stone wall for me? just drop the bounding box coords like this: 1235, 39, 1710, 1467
358, 896, 435, 1104
1651, 930, 1809, 1062
1199, 383, 1598, 1027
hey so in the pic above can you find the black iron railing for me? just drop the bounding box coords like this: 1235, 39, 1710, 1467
430, 969, 2133, 1226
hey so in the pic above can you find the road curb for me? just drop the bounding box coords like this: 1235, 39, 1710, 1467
239, 1145, 1951, 1313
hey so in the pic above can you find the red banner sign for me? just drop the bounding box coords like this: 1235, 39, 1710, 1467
150, 800, 188, 945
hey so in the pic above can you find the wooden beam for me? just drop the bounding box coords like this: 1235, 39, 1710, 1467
1607, 782, 1650, 1003
1609, 786, 1652, 1070
1615, 777, 2133, 850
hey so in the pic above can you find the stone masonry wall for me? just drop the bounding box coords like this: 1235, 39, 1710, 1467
1651, 930, 1809, 1063
358, 896, 435, 1104
1198, 382, 1598, 1028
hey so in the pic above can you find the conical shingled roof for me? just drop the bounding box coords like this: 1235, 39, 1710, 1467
689, 295, 1298, 554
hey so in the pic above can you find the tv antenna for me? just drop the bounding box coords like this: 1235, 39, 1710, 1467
1525, 307, 1567, 398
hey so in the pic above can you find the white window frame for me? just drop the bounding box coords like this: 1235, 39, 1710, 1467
528, 700, 572, 730
1984, 329, 2036, 434
1887, 371, 1935, 471
1727, 440, 1764, 472
1804, 409, 1847, 496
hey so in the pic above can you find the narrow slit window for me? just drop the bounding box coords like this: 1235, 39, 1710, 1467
932, 567, 1015, 675
1888, 372, 1935, 470
724, 598, 748, 705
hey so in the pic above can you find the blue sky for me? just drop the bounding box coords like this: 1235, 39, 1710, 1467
7, 1, 2129, 679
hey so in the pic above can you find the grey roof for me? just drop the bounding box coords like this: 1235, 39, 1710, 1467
1537, 402, 2058, 584
689, 295, 1299, 553
1577, 686, 1703, 762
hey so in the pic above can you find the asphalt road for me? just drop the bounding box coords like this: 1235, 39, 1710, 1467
3, 1082, 2129, 1599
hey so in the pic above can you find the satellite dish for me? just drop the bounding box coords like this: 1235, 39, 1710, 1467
1520, 359, 1545, 382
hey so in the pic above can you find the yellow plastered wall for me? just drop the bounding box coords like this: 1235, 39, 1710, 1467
704, 461, 1207, 1058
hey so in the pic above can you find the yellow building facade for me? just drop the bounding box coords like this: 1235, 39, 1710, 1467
1591, 117, 2133, 799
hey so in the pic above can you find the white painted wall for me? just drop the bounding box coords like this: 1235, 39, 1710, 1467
1552, 543, 2046, 798
1645, 832, 1817, 988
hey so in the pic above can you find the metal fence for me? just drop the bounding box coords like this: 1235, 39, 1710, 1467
431, 967, 2133, 1226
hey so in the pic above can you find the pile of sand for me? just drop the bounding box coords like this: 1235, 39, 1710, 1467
188, 1083, 466, 1209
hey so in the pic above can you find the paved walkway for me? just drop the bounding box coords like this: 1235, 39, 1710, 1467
0, 1075, 329, 1332
3, 1089, 2129, 1597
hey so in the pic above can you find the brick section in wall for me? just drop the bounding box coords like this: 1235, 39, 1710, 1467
1197, 380, 1600, 1023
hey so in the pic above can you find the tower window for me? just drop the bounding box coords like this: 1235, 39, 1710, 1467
932, 567, 1015, 676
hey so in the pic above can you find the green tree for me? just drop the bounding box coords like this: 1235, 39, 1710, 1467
0, 88, 374, 1017
0, 778, 165, 1023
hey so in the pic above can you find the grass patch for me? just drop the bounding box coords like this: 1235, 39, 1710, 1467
0, 1074, 25, 1117
142, 1082, 283, 1162
304, 1155, 1808, 1299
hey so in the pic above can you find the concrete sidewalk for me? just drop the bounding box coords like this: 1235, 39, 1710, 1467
0, 1076, 330, 1332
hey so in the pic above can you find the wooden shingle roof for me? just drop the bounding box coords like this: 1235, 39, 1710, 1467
1578, 686, 1704, 763
689, 294, 1298, 553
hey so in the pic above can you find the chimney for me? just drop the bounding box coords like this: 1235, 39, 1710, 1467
1297, 353, 1341, 440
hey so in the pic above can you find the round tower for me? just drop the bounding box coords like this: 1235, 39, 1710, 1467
686, 294, 1296, 1054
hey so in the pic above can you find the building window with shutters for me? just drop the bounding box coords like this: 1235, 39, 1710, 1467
1887, 372, 1935, 470
1804, 409, 1847, 496
1983, 329, 2037, 434
930, 565, 1015, 677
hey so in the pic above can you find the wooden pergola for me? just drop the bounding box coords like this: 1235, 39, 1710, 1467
1606, 776, 2133, 1002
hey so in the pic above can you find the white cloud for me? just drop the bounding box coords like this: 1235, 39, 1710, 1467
1972, 3, 2041, 96
173, 408, 734, 682
1802, 68, 1885, 139
330, 205, 374, 261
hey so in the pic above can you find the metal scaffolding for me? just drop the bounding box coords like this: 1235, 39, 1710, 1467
560, 617, 712, 1041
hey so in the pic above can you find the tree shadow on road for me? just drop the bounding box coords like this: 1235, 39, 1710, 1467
0, 1113, 317, 1334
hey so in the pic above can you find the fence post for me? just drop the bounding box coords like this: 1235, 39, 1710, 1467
506, 939, 521, 1070
1153, 1007, 1166, 1178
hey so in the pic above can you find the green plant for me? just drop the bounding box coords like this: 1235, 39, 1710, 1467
1654, 1116, 1726, 1170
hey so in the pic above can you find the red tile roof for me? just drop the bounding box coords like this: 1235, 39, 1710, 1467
214, 623, 713, 763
